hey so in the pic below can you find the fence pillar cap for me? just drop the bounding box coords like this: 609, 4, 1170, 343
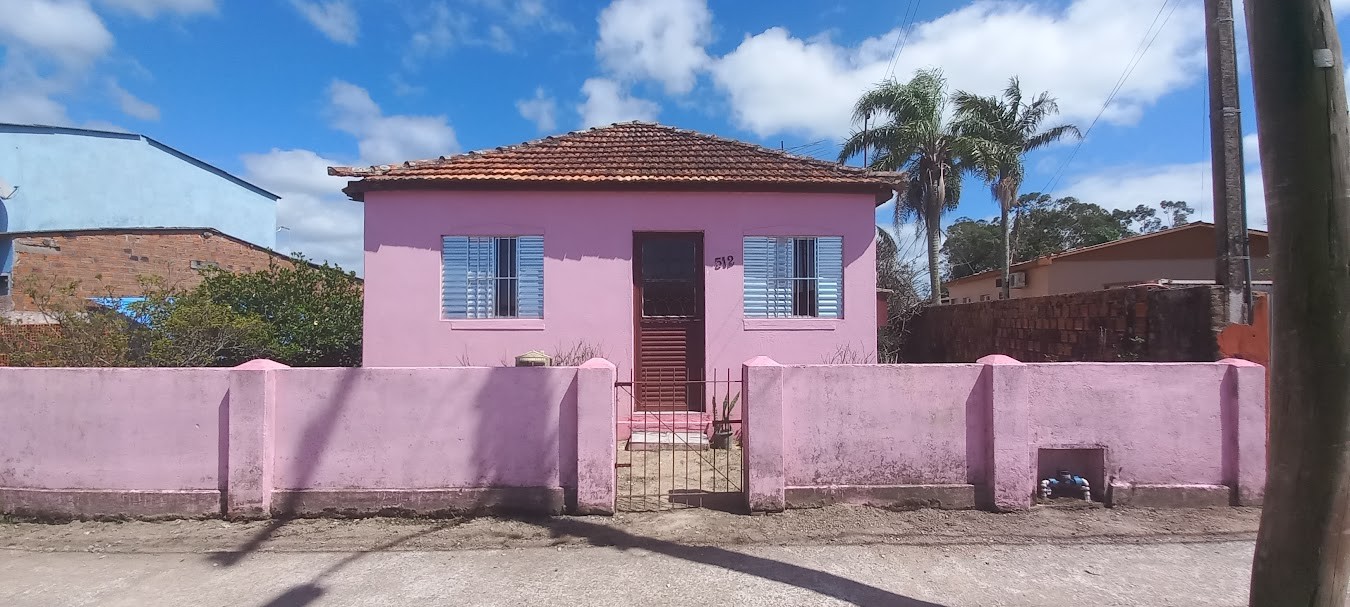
978, 354, 1023, 365
744, 356, 782, 367
233, 359, 289, 370
1218, 357, 1263, 368
579, 357, 616, 370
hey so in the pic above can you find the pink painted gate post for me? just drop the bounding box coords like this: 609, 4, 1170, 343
743, 356, 786, 512
575, 358, 617, 514
225, 359, 288, 517
1223, 358, 1267, 506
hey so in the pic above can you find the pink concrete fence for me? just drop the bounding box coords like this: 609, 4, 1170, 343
1, 356, 1263, 518
0, 361, 617, 518
743, 355, 1266, 512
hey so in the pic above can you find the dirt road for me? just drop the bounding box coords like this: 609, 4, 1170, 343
0, 506, 1268, 606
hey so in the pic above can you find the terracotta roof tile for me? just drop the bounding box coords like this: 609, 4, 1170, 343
329, 122, 892, 200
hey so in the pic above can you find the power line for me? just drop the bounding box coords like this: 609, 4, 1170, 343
884, 0, 922, 81
1039, 0, 1180, 196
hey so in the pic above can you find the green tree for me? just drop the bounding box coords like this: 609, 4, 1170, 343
941, 219, 1002, 279
193, 257, 363, 366
954, 78, 1081, 299
941, 195, 1169, 278
131, 277, 274, 367
840, 68, 975, 301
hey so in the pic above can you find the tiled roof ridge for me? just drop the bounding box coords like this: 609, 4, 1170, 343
330, 121, 865, 176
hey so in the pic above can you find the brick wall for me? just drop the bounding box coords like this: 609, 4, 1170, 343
4, 229, 293, 313
899, 286, 1225, 363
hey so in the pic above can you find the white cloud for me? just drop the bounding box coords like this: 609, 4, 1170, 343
403, 0, 564, 67
710, 0, 1205, 139
241, 82, 466, 271
516, 87, 558, 132
406, 3, 473, 66
289, 0, 358, 45
326, 79, 459, 165
578, 78, 659, 127
107, 80, 160, 120
596, 0, 711, 95
241, 148, 365, 273
95, 0, 214, 18
1061, 161, 1268, 229
0, 0, 114, 66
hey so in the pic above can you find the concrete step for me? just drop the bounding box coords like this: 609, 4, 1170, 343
627, 431, 708, 451
627, 413, 711, 433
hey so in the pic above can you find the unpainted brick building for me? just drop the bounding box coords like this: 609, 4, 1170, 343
1, 228, 294, 314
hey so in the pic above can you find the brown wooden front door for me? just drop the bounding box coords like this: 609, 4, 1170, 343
634, 232, 705, 411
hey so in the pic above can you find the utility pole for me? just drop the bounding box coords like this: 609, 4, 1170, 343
1244, 1, 1350, 605
1205, 0, 1253, 324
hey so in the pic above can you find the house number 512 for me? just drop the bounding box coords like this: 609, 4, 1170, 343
713, 255, 735, 270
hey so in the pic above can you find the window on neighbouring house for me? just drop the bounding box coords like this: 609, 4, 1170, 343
441, 236, 543, 319
743, 236, 842, 318
0, 273, 9, 297
980, 294, 992, 301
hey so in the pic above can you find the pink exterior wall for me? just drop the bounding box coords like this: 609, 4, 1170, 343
744, 357, 1266, 512
781, 364, 986, 487
1024, 363, 1228, 485
0, 368, 228, 492
361, 190, 879, 371
271, 366, 577, 491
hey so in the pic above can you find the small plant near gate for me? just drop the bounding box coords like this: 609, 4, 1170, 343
711, 392, 739, 449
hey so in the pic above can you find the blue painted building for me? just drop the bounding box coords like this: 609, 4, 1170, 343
0, 123, 280, 290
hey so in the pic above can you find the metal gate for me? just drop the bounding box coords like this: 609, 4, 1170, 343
615, 368, 744, 512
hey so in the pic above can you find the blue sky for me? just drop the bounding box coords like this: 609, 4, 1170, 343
2, 0, 1347, 273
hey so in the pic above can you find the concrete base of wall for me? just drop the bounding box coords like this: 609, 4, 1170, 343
269, 488, 567, 516
1107, 482, 1233, 508
785, 484, 976, 510
0, 487, 221, 519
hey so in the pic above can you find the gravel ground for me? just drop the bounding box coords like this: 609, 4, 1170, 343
616, 445, 743, 512
0, 505, 1261, 555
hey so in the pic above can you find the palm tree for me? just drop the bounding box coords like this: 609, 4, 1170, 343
840, 69, 975, 302
954, 78, 1081, 300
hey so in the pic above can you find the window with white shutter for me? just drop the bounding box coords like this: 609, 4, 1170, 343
742, 236, 842, 318
442, 235, 543, 319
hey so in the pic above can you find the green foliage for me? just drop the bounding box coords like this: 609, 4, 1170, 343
941, 196, 1198, 279
192, 257, 362, 366
0, 257, 362, 368
130, 278, 274, 367
839, 68, 977, 300
0, 278, 139, 367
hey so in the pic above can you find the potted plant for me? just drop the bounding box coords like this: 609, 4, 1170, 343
710, 392, 739, 449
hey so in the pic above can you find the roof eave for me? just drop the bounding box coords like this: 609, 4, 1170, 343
341, 177, 893, 203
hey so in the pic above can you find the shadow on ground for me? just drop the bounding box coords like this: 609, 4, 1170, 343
227, 514, 946, 607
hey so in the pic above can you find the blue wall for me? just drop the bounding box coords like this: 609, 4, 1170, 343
0, 124, 278, 274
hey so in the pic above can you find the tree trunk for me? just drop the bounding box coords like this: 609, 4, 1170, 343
1000, 200, 1012, 300
925, 207, 942, 303
1245, 1, 1350, 605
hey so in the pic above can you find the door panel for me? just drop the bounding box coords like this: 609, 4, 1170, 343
634, 233, 705, 412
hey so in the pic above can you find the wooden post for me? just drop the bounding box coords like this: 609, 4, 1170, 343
1244, 1, 1350, 605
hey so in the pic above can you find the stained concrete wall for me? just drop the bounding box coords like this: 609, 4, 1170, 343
0, 362, 615, 518
778, 364, 986, 509
0, 367, 231, 517
744, 356, 1266, 512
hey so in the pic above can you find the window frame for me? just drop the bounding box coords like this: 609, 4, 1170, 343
742, 235, 842, 326
441, 235, 544, 325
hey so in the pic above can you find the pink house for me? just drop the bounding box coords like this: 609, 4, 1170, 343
331, 122, 889, 409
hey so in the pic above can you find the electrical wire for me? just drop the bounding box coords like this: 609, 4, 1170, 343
1039, 0, 1180, 196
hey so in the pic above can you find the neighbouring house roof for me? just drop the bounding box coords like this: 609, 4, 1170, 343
944, 222, 1270, 287
0, 123, 281, 201
329, 121, 896, 202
